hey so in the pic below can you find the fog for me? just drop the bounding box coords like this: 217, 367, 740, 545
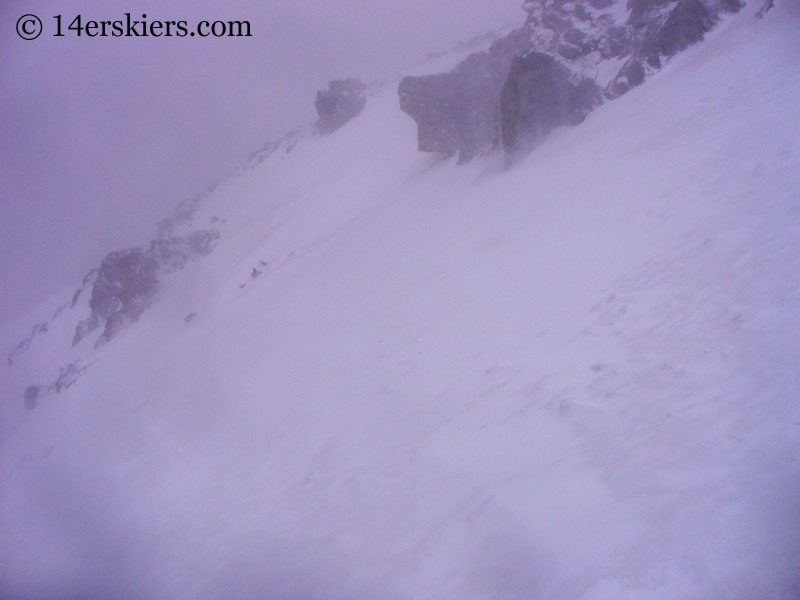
0, 0, 523, 325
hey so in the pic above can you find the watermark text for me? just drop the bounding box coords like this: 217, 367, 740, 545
16, 13, 252, 40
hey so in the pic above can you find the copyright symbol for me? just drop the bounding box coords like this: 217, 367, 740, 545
16, 14, 43, 40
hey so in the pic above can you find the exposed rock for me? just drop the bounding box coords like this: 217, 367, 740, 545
21, 361, 93, 409
315, 79, 368, 134
523, 0, 632, 62
399, 1, 617, 161
500, 52, 601, 154
488, 27, 537, 68
627, 0, 675, 27
399, 53, 503, 162
54, 361, 89, 393
625, 0, 735, 75
756, 0, 774, 17
70, 287, 83, 308
158, 198, 197, 239
7, 322, 48, 366
558, 26, 594, 59
24, 385, 41, 410
608, 57, 646, 96
398, 28, 535, 163
155, 186, 219, 239
400, 0, 739, 160
89, 247, 159, 335
149, 230, 220, 273
73, 229, 219, 346
656, 0, 716, 57
72, 316, 99, 347
248, 125, 314, 168
86, 248, 158, 344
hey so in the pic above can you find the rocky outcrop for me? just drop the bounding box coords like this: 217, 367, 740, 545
399, 54, 501, 162
315, 79, 368, 134
500, 52, 601, 154
610, 0, 741, 90
7, 322, 48, 366
627, 0, 720, 70
11, 227, 218, 408
400, 0, 741, 161
150, 229, 220, 273
608, 57, 647, 97
654, 0, 717, 56
89, 248, 159, 332
21, 361, 93, 410
398, 31, 532, 163
73, 229, 219, 346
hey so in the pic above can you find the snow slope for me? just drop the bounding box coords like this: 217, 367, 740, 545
2, 2, 799, 598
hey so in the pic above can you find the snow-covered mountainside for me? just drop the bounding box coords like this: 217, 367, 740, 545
2, 1, 799, 598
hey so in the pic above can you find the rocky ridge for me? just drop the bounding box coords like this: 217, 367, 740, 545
399, 0, 742, 160
8, 206, 221, 408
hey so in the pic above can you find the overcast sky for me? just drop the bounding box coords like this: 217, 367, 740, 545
0, 0, 523, 326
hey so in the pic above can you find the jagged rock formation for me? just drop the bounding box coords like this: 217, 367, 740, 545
80, 247, 159, 345
400, 0, 741, 159
157, 196, 201, 239
150, 229, 220, 273
53, 361, 91, 393
73, 230, 219, 346
9, 225, 219, 409
155, 181, 223, 240
20, 361, 93, 410
7, 323, 48, 366
6, 270, 99, 366
500, 52, 601, 154
315, 79, 368, 134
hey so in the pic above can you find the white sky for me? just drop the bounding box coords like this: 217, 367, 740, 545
0, 0, 524, 324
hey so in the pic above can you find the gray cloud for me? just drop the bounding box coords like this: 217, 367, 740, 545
0, 0, 522, 325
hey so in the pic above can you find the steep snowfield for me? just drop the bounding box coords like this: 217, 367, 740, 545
2, 2, 799, 598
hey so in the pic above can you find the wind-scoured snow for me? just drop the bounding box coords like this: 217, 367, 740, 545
1, 2, 799, 598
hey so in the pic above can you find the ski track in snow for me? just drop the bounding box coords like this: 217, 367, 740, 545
1, 2, 800, 598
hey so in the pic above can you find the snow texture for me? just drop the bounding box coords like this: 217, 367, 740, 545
1, 1, 799, 598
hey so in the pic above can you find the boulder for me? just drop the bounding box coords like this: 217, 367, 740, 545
399, 53, 502, 163
500, 52, 601, 154
315, 79, 368, 134
88, 248, 159, 342
398, 27, 536, 164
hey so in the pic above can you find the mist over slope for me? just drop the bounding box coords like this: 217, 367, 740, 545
2, 1, 799, 598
